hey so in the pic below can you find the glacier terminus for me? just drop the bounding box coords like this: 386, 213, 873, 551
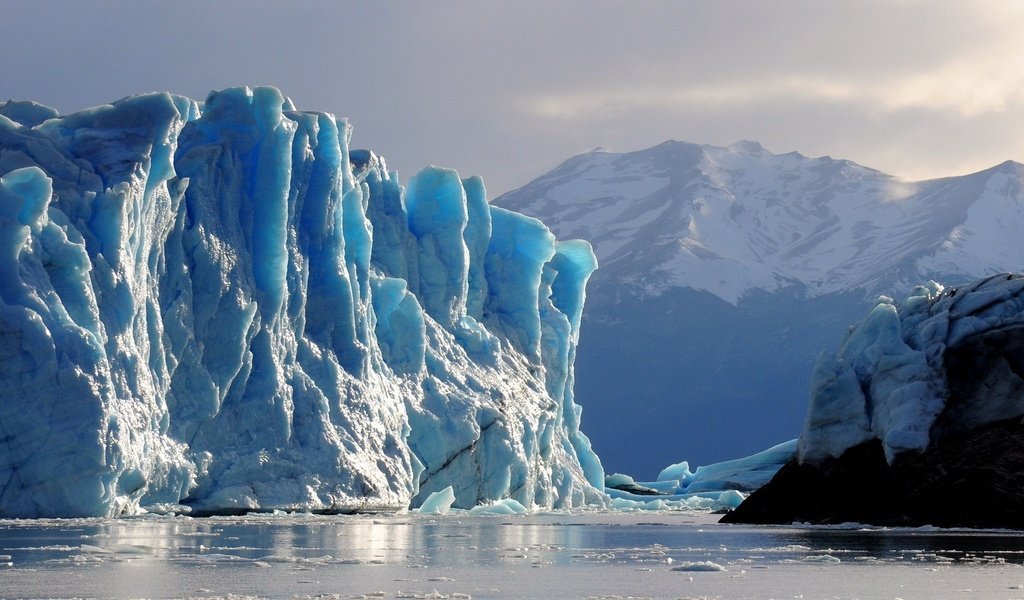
0, 87, 607, 517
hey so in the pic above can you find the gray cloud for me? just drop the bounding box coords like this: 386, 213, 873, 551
3, 0, 1022, 194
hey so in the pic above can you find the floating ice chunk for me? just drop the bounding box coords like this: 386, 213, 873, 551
469, 498, 528, 515
716, 489, 746, 509
802, 554, 841, 563
416, 486, 456, 515
656, 461, 693, 483
648, 439, 795, 505
608, 497, 671, 511
684, 440, 796, 493
604, 473, 636, 488
670, 561, 727, 572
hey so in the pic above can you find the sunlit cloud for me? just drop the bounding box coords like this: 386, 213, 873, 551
524, 79, 861, 120
526, 65, 1024, 122
525, 4, 1024, 124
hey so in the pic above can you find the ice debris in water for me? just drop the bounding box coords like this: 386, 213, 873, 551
656, 440, 797, 493
469, 498, 529, 515
669, 560, 727, 572
416, 487, 456, 515
600, 439, 795, 511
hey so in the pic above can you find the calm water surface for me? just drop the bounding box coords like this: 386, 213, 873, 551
2, 511, 1024, 599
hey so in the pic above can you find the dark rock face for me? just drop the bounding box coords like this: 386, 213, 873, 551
726, 275, 1024, 529
721, 417, 1024, 528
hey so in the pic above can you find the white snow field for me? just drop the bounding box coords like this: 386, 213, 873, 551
497, 140, 1024, 304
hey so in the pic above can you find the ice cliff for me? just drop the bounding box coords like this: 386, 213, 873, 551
798, 273, 1024, 464
0, 87, 605, 518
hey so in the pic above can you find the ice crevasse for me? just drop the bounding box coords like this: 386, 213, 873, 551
0, 87, 606, 517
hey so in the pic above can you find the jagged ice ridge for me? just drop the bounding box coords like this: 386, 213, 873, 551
0, 87, 605, 517
799, 273, 1024, 464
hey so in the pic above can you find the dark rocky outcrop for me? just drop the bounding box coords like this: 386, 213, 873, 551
722, 417, 1024, 528
724, 274, 1024, 529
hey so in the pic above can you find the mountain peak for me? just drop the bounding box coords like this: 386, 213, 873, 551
497, 140, 1024, 304
727, 140, 767, 155
995, 159, 1024, 173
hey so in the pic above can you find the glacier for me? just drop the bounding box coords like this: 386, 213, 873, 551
0, 87, 606, 517
798, 273, 1024, 465
655, 439, 796, 494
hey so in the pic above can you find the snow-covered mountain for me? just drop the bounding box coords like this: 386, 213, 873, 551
495, 140, 1024, 476
0, 88, 606, 517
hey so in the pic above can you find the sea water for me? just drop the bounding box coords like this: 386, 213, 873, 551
2, 511, 1023, 599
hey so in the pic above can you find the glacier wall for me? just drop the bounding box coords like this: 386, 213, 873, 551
798, 273, 1024, 465
0, 87, 605, 517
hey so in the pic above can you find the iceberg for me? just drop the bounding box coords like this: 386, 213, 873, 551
656, 439, 797, 494
600, 441, 796, 512
0, 87, 605, 517
414, 486, 456, 515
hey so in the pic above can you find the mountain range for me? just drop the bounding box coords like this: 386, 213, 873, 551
495, 140, 1024, 477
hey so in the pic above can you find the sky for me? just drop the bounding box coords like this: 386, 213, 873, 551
4, 0, 1024, 197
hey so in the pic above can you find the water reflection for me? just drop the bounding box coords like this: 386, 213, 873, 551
2, 513, 1024, 598
795, 525, 1024, 563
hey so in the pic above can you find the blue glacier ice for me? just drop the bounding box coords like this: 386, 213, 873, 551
601, 440, 796, 511
655, 439, 797, 494
0, 87, 605, 517
798, 274, 1024, 465
414, 486, 456, 515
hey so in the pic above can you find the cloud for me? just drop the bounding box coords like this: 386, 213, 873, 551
3, 1, 1024, 194
883, 58, 1024, 117
524, 79, 860, 120
523, 3, 1024, 122
525, 67, 1024, 122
